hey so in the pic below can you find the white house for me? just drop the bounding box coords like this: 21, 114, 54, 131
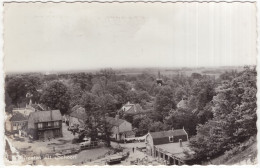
106, 115, 135, 141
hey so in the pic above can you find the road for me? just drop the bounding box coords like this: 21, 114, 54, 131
90, 141, 160, 165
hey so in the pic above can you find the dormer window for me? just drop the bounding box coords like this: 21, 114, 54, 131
169, 136, 173, 142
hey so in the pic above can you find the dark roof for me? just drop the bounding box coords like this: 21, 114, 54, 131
150, 129, 187, 145
150, 129, 187, 138
10, 113, 28, 122
106, 117, 126, 127
172, 129, 188, 136
29, 110, 62, 123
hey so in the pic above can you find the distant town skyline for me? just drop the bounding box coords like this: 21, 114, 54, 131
4, 2, 257, 73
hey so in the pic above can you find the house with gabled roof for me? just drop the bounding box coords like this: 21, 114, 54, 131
6, 113, 28, 133
12, 100, 48, 116
106, 115, 135, 141
28, 110, 62, 140
177, 96, 188, 109
121, 102, 143, 115
146, 128, 193, 165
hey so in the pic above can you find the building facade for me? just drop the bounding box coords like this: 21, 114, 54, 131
121, 102, 143, 115
6, 113, 28, 133
146, 129, 192, 165
106, 115, 135, 141
28, 110, 63, 140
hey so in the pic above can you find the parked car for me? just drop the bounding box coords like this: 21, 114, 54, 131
106, 155, 123, 165
80, 140, 91, 147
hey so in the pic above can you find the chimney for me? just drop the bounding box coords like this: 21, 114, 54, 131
115, 114, 119, 121
179, 139, 183, 147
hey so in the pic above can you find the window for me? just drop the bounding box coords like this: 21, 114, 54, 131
54, 121, 59, 127
169, 136, 173, 142
38, 123, 43, 128
48, 122, 52, 127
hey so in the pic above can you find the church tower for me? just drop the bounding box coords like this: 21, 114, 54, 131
156, 71, 163, 86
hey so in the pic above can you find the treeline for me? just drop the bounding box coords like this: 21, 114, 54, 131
5, 66, 257, 160
189, 66, 257, 160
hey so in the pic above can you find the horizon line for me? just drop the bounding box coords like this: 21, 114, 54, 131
4, 64, 255, 75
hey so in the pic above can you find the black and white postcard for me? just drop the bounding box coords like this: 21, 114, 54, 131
2, 1, 258, 166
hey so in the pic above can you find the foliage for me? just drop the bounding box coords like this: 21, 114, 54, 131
138, 116, 153, 135
5, 75, 42, 106
40, 81, 71, 115
165, 108, 197, 136
5, 67, 256, 163
150, 121, 165, 132
190, 67, 257, 160
154, 86, 176, 121
71, 73, 93, 91
79, 92, 98, 112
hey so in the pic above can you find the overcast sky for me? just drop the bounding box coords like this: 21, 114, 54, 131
3, 2, 257, 73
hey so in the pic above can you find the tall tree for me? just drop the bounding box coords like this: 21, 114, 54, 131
5, 76, 27, 106
71, 73, 93, 91
40, 81, 71, 115
165, 108, 198, 136
190, 67, 257, 160
154, 86, 176, 121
